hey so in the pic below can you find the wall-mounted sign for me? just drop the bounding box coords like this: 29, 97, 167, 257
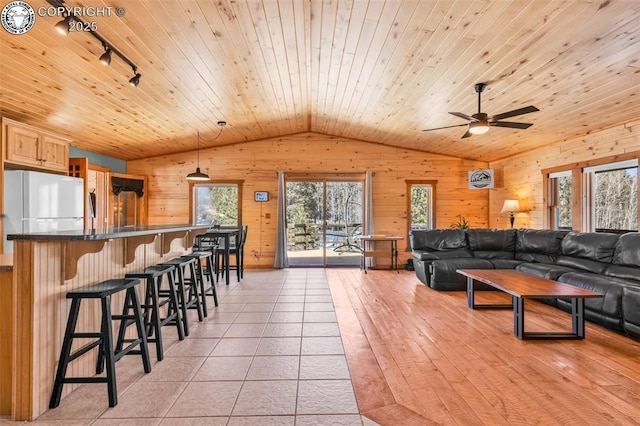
468, 169, 494, 189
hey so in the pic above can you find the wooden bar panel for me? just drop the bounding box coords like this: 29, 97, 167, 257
10, 231, 192, 420
0, 256, 12, 415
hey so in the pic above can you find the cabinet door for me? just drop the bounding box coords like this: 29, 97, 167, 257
40, 135, 69, 172
5, 125, 41, 167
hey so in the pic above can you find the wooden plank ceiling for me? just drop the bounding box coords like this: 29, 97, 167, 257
1, 0, 639, 162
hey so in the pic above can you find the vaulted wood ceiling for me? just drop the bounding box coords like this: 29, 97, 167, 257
1, 0, 639, 162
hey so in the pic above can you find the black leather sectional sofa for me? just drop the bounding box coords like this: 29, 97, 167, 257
409, 228, 640, 337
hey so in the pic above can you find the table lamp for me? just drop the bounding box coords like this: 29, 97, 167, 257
501, 199, 521, 229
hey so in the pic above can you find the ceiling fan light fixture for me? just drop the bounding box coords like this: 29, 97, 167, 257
468, 121, 490, 135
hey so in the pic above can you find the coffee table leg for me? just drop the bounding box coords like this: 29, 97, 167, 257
513, 296, 524, 338
467, 277, 475, 308
572, 298, 586, 338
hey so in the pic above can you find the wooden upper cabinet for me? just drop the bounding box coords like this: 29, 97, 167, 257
3, 119, 69, 173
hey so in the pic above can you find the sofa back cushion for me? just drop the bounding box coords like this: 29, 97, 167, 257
515, 229, 568, 263
612, 232, 640, 267
409, 229, 468, 251
560, 231, 619, 263
467, 229, 516, 259
555, 231, 620, 274
606, 232, 640, 283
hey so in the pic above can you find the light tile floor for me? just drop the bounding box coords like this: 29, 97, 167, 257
5, 269, 378, 425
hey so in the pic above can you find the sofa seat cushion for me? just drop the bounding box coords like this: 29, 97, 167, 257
515, 262, 577, 280
605, 264, 640, 285
413, 249, 472, 261
557, 272, 629, 321
473, 250, 515, 260
489, 259, 523, 269
555, 255, 609, 275
429, 258, 494, 291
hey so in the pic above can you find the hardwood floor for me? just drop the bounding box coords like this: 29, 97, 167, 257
327, 269, 640, 425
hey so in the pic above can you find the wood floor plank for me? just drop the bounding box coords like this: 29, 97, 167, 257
327, 269, 640, 425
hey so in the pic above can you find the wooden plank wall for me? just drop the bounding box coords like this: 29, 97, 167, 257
489, 120, 640, 229
127, 132, 490, 266
0, 258, 12, 415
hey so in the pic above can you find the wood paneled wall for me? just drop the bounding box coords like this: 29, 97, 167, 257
127, 133, 489, 265
489, 120, 640, 229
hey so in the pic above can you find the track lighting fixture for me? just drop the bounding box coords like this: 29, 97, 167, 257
99, 47, 112, 66
129, 70, 141, 87
54, 15, 72, 35
186, 121, 227, 182
46, 0, 141, 87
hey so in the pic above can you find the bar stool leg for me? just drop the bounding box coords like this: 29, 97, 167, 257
49, 298, 82, 409
101, 295, 118, 407
128, 286, 152, 373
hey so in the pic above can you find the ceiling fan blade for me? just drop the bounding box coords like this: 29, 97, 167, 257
422, 123, 468, 132
449, 111, 476, 121
490, 105, 539, 121
491, 121, 533, 129
461, 130, 473, 139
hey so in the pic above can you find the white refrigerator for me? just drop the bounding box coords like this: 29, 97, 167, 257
3, 170, 84, 253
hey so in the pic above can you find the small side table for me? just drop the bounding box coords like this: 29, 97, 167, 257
356, 235, 403, 273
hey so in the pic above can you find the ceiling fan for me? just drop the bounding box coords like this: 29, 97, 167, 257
422, 83, 539, 138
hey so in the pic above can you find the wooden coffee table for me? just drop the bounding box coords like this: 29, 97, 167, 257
457, 269, 603, 340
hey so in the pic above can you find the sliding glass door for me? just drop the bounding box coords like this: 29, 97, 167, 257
286, 179, 363, 267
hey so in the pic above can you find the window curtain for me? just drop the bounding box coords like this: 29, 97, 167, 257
364, 170, 375, 268
273, 171, 289, 268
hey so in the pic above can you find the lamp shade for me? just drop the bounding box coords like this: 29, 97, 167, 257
186, 167, 210, 181
500, 199, 521, 213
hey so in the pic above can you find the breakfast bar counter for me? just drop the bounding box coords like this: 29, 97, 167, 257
6, 224, 209, 421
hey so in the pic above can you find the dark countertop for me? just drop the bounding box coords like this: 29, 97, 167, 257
7, 224, 210, 242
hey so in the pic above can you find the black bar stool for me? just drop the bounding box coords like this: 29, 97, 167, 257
181, 250, 219, 315
159, 257, 203, 336
125, 264, 184, 361
49, 278, 151, 409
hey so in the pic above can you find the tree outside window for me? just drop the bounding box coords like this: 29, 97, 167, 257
194, 183, 239, 226
594, 167, 638, 232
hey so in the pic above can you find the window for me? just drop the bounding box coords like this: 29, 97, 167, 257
585, 160, 638, 233
548, 171, 572, 230
544, 158, 639, 232
193, 182, 241, 226
406, 181, 436, 233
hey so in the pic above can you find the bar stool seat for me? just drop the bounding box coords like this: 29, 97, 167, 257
125, 265, 184, 361
181, 250, 219, 314
49, 278, 151, 409
159, 257, 203, 336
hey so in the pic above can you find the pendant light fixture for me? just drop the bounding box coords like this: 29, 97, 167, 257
186, 121, 226, 182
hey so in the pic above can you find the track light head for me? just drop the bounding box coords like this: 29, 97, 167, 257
129, 73, 141, 87
99, 47, 112, 66
55, 16, 72, 35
